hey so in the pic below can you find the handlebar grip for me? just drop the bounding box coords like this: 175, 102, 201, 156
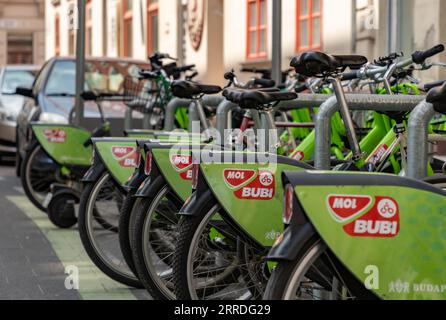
253, 78, 276, 88
412, 44, 445, 64
175, 64, 196, 73
138, 70, 159, 79
341, 71, 359, 81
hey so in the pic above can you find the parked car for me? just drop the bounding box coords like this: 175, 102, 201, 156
15, 56, 149, 175
0, 65, 39, 159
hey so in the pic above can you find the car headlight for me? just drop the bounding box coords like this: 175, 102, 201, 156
39, 112, 69, 124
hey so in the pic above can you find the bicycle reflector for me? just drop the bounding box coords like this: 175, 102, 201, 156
192, 164, 200, 190
144, 151, 153, 176
283, 184, 294, 225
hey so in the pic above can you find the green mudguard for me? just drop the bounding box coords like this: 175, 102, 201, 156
293, 171, 446, 300
199, 152, 312, 246
32, 123, 92, 166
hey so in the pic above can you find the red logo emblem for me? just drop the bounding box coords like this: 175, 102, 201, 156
111, 146, 138, 168
328, 195, 372, 222
171, 155, 193, 181
223, 169, 256, 189
328, 195, 400, 238
42, 129, 67, 143
224, 169, 275, 200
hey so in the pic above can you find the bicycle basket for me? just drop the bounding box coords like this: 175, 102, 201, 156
123, 76, 158, 114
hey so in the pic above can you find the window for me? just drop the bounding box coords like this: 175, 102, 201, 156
123, 0, 133, 57
1, 70, 36, 94
86, 0, 93, 56
55, 14, 60, 56
7, 34, 33, 64
296, 0, 322, 52
147, 0, 159, 56
247, 0, 267, 59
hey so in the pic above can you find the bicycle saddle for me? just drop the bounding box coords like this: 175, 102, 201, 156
290, 51, 368, 77
427, 81, 446, 114
223, 88, 297, 109
171, 80, 222, 99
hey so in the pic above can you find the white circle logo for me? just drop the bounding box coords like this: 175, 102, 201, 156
259, 172, 274, 187
377, 199, 397, 219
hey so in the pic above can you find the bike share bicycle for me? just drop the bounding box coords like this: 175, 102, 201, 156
76, 57, 204, 287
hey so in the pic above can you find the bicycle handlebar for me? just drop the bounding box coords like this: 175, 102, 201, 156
174, 64, 196, 73
343, 44, 445, 81
412, 44, 445, 64
138, 70, 159, 79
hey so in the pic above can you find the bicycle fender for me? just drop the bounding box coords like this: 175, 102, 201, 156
134, 160, 164, 198
266, 223, 316, 262
81, 160, 106, 183
178, 189, 215, 217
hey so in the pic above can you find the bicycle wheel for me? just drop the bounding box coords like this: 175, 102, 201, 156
118, 192, 141, 276
173, 199, 267, 300
264, 237, 376, 300
131, 178, 183, 299
78, 172, 142, 287
21, 141, 59, 212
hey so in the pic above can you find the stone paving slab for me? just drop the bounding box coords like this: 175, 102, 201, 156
0, 165, 150, 300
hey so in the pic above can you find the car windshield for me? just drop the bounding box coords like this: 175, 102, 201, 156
45, 60, 145, 96
1, 70, 36, 94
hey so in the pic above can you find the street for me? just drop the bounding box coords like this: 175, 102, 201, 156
0, 164, 150, 300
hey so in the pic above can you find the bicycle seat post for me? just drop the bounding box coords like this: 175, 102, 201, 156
259, 106, 279, 152
328, 76, 362, 161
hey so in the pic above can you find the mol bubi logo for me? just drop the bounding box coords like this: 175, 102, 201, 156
223, 169, 275, 200
111, 146, 138, 168
42, 129, 67, 143
327, 195, 400, 238
170, 154, 193, 181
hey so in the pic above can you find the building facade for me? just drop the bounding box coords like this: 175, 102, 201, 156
45, 0, 446, 85
0, 0, 45, 66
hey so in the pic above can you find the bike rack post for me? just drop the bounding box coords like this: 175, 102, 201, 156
188, 102, 199, 129
407, 100, 435, 179
216, 99, 238, 139
164, 98, 192, 131
124, 108, 133, 131
315, 95, 425, 170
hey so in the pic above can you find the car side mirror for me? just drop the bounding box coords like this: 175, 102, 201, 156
15, 87, 34, 98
